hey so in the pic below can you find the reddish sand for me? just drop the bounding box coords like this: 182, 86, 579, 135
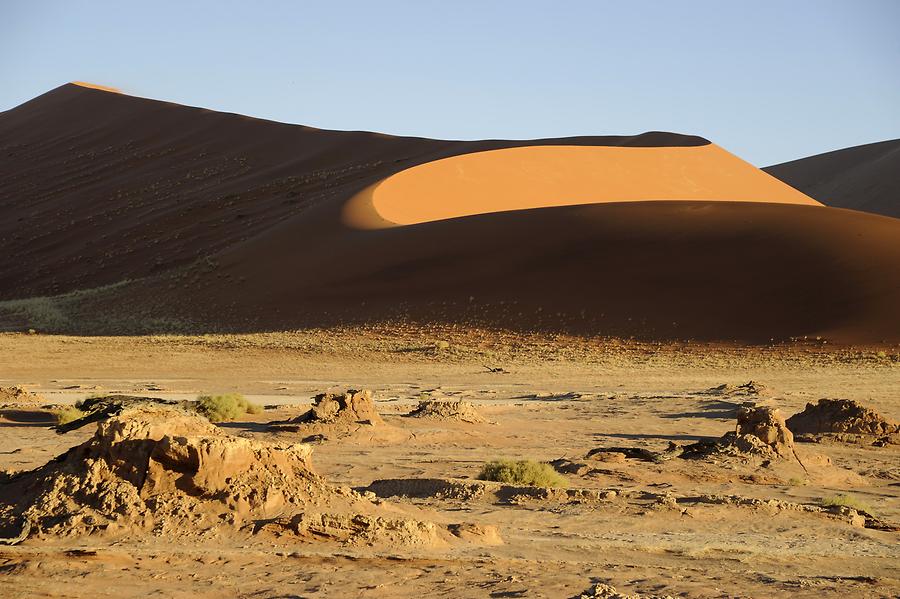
1, 83, 899, 343
346, 144, 818, 227
765, 139, 900, 219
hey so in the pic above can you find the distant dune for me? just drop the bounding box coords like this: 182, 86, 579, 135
765, 139, 900, 219
1, 83, 898, 343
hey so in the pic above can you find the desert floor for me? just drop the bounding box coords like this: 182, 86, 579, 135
1, 330, 897, 598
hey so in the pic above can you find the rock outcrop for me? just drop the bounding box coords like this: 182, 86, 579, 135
0, 404, 473, 547
786, 399, 899, 445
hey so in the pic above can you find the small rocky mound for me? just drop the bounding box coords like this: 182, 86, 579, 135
734, 405, 795, 458
786, 399, 899, 445
0, 386, 44, 405
406, 399, 486, 423
271, 389, 384, 429
682, 406, 798, 462
575, 582, 675, 599
0, 405, 463, 547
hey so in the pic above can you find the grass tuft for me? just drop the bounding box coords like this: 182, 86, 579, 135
478, 459, 567, 488
52, 406, 85, 425
194, 393, 261, 422
820, 494, 872, 514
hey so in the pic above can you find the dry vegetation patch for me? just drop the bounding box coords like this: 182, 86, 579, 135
194, 393, 261, 422
478, 459, 568, 488
50, 406, 85, 425
820, 493, 873, 515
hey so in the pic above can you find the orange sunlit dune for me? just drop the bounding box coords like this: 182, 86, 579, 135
345, 144, 821, 227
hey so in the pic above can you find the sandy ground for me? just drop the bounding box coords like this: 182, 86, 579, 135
0, 331, 898, 598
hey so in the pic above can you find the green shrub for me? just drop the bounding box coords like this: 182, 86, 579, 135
194, 393, 261, 422
52, 406, 85, 425
478, 459, 567, 488
820, 494, 872, 514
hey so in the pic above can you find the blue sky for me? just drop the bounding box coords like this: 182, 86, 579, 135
2, 0, 898, 165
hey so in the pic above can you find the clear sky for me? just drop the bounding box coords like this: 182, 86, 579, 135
2, 0, 898, 165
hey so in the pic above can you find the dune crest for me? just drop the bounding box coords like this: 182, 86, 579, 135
71, 81, 122, 94
345, 144, 820, 227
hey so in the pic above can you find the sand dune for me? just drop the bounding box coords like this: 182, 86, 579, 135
765, 139, 900, 219
0, 84, 708, 301
1, 84, 898, 343
346, 144, 818, 227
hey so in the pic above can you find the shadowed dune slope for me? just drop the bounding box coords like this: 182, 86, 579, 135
765, 139, 900, 219
1, 84, 898, 343
175, 200, 898, 344
0, 83, 706, 300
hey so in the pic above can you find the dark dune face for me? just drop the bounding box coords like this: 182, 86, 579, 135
1, 84, 898, 344
189, 200, 900, 344
765, 139, 900, 219
0, 84, 708, 300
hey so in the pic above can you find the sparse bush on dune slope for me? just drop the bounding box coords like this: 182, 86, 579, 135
194, 393, 261, 422
478, 459, 567, 488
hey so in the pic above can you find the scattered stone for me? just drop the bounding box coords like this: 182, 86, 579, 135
549, 458, 594, 475
585, 446, 677, 464
482, 365, 508, 374
0, 518, 30, 545
698, 493, 899, 530
700, 381, 772, 398
447, 522, 504, 545
0, 386, 44, 405
590, 452, 626, 464
793, 434, 820, 444
366, 478, 487, 501
575, 582, 675, 599
272, 512, 448, 547
406, 399, 486, 423
365, 477, 619, 505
